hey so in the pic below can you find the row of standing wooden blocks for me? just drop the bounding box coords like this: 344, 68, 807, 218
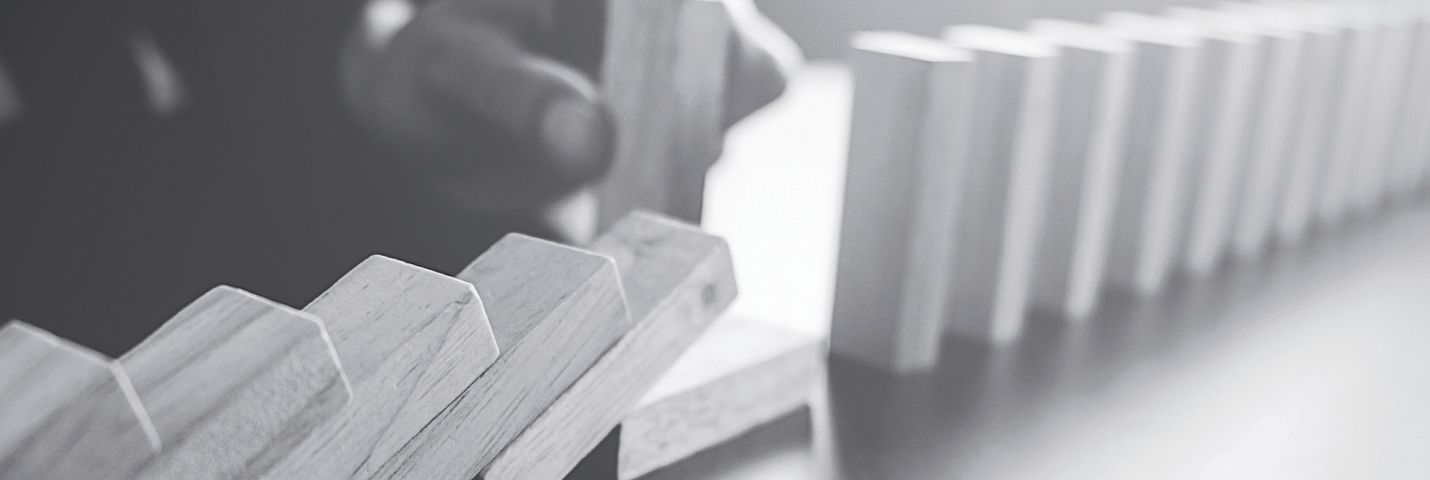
0, 212, 823, 480
832, 1, 1430, 373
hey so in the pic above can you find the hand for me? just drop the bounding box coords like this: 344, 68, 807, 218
339, 0, 799, 216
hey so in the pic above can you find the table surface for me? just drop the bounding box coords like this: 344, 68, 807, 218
672, 63, 1430, 480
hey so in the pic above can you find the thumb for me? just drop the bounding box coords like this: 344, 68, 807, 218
420, 15, 615, 185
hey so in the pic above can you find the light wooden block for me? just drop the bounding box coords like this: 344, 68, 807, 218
1101, 12, 1202, 295
1349, 4, 1417, 214
367, 234, 631, 480
1273, 2, 1346, 245
1025, 19, 1134, 321
1167, 7, 1261, 276
941, 25, 1060, 342
618, 316, 822, 480
481, 212, 737, 480
261, 256, 499, 480
597, 0, 732, 228
120, 287, 351, 480
1317, 5, 1381, 226
1217, 3, 1304, 258
830, 31, 971, 372
0, 321, 159, 480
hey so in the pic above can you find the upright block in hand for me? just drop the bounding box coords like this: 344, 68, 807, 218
369, 234, 631, 480
0, 321, 159, 480
1167, 7, 1260, 275
1025, 19, 1134, 321
942, 25, 1060, 342
1101, 12, 1202, 295
482, 212, 737, 480
120, 287, 350, 480
598, 0, 732, 227
262, 256, 499, 480
831, 31, 971, 372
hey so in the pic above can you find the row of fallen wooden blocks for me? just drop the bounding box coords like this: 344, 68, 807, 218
832, 0, 1430, 373
0, 212, 823, 480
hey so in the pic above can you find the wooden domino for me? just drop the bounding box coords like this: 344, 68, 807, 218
1388, 5, 1430, 200
1272, 2, 1345, 245
1317, 3, 1381, 227
831, 31, 971, 372
0, 321, 159, 480
598, 0, 732, 228
1025, 19, 1134, 321
1101, 12, 1202, 295
942, 24, 1060, 342
618, 316, 822, 480
481, 212, 737, 480
120, 287, 350, 480
260, 256, 499, 480
1348, 3, 1417, 215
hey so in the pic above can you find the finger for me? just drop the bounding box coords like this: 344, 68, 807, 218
721, 31, 786, 130
420, 14, 615, 186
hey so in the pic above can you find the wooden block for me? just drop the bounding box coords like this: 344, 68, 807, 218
597, 0, 732, 228
260, 256, 499, 480
829, 31, 971, 372
1166, 7, 1261, 276
941, 25, 1060, 342
119, 286, 350, 480
0, 321, 159, 480
1101, 12, 1202, 295
1348, 4, 1417, 214
1273, 2, 1346, 245
481, 212, 737, 480
1025, 19, 1135, 321
1216, 3, 1304, 258
618, 316, 822, 480
368, 234, 631, 480
1388, 7, 1430, 199
1316, 5, 1381, 226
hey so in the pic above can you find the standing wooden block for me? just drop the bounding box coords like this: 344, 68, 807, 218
119, 287, 351, 480
941, 25, 1060, 342
261, 256, 499, 480
598, 0, 732, 229
1349, 5, 1416, 214
481, 212, 737, 480
0, 321, 159, 480
1025, 19, 1134, 321
1167, 7, 1260, 276
1274, 2, 1345, 245
369, 234, 631, 480
829, 31, 970, 372
1101, 12, 1203, 295
1317, 5, 1380, 227
618, 316, 822, 480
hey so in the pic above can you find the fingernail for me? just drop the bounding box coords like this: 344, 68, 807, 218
540, 95, 615, 182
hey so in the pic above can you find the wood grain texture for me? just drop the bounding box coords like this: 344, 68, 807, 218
618, 316, 822, 480
120, 286, 350, 480
482, 212, 737, 480
1026, 19, 1134, 321
1168, 7, 1260, 276
0, 321, 160, 480
1275, 3, 1343, 245
597, 0, 732, 228
830, 31, 971, 372
261, 255, 499, 480
368, 234, 631, 480
941, 25, 1060, 343
1102, 12, 1202, 295
1221, 3, 1305, 259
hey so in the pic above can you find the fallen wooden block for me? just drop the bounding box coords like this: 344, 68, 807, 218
1316, 4, 1381, 227
481, 212, 737, 480
1273, 2, 1344, 245
261, 256, 499, 480
597, 0, 732, 228
941, 24, 1060, 342
368, 234, 631, 480
0, 321, 160, 480
1219, 2, 1306, 259
830, 31, 970, 372
618, 316, 823, 480
1025, 19, 1134, 321
1166, 6, 1260, 276
119, 286, 350, 480
1101, 12, 1202, 295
